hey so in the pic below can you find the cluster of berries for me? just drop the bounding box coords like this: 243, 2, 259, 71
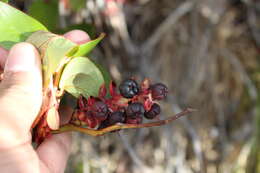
71, 78, 168, 129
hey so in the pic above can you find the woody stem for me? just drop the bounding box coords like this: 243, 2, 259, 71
52, 108, 196, 136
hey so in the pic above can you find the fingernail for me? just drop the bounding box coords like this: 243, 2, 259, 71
63, 30, 90, 44
4, 42, 40, 73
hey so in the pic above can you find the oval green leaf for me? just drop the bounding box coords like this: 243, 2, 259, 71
0, 2, 47, 49
73, 33, 105, 57
59, 57, 105, 98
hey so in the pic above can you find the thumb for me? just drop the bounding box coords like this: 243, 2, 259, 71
0, 42, 42, 126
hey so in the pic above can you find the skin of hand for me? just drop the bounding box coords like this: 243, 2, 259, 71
0, 30, 90, 173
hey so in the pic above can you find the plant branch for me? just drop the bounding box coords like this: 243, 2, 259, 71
52, 108, 196, 136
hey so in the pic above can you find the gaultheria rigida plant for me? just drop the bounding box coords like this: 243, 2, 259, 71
0, 1, 195, 145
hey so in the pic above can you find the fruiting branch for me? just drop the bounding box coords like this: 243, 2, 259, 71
52, 108, 196, 136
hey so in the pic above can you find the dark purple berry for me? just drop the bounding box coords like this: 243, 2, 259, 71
91, 101, 108, 120
98, 111, 126, 129
144, 103, 161, 119
151, 83, 168, 100
119, 79, 139, 98
107, 111, 126, 125
126, 102, 145, 118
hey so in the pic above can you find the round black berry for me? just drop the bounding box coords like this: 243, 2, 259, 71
107, 111, 126, 125
151, 83, 168, 100
144, 103, 161, 119
91, 101, 108, 120
126, 102, 145, 118
119, 79, 139, 98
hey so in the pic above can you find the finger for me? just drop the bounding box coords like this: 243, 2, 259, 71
64, 30, 90, 44
0, 42, 42, 127
37, 133, 72, 173
0, 47, 8, 69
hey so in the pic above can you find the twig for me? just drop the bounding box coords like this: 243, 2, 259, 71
141, 1, 194, 53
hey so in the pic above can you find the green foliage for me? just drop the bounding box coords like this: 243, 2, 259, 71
0, 1, 47, 49
0, 1, 110, 99
246, 97, 260, 173
26, 31, 78, 86
73, 33, 105, 57
28, 0, 58, 32
59, 57, 104, 98
26, 30, 106, 95
69, 0, 87, 11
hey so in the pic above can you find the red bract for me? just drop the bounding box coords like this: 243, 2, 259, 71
34, 114, 51, 144
78, 95, 88, 110
109, 81, 119, 97
85, 112, 98, 128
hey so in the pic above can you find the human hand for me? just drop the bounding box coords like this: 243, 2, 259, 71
0, 30, 90, 173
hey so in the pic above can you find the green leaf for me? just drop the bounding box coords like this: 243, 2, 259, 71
0, 0, 8, 3
28, 0, 58, 32
0, 2, 47, 49
59, 57, 104, 98
73, 73, 100, 98
26, 31, 78, 88
73, 33, 105, 57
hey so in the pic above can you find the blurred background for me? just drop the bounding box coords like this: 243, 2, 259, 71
9, 0, 260, 172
